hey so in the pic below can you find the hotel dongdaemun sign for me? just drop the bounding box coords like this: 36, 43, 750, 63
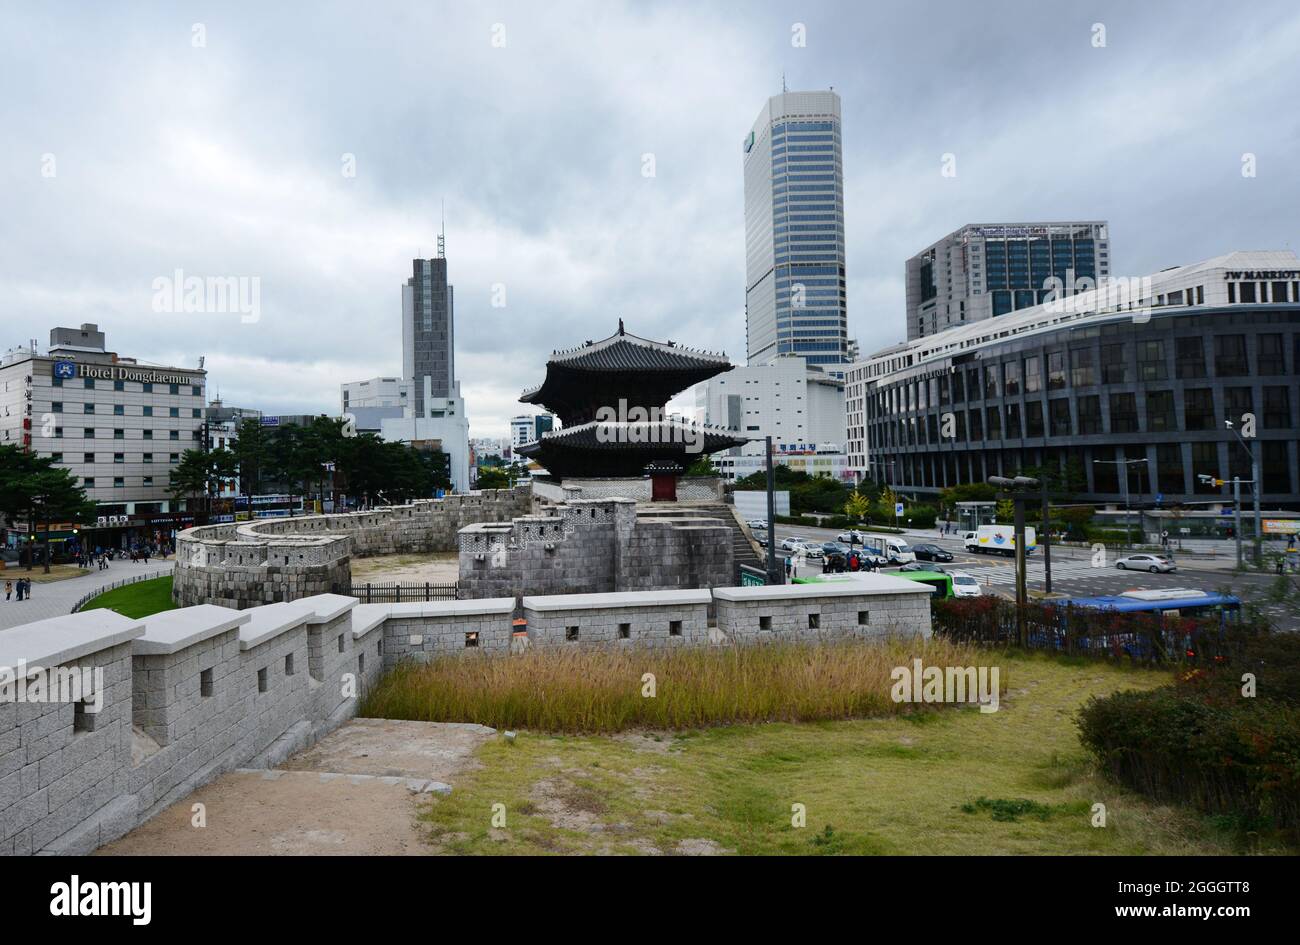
52, 359, 200, 386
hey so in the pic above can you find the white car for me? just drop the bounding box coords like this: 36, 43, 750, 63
746, 519, 769, 531
1115, 553, 1177, 573
795, 542, 824, 560
780, 536, 807, 552
950, 572, 983, 598
837, 530, 870, 544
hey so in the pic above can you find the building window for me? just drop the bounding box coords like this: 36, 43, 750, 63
51, 402, 63, 413
1109, 393, 1138, 433
1023, 355, 1041, 393
1005, 402, 1022, 438
114, 429, 124, 439
968, 409, 983, 440
83, 477, 94, 487
1191, 442, 1221, 493
1175, 337, 1206, 379
113, 404, 124, 416
1002, 360, 1021, 395
1146, 391, 1176, 432
1100, 343, 1129, 384
50, 452, 63, 463
113, 477, 124, 488
1184, 388, 1215, 430
1050, 402, 1071, 439
985, 405, 1002, 440
143, 430, 153, 440
83, 403, 94, 414
83, 427, 95, 439
143, 476, 153, 486
1156, 443, 1184, 495
1077, 395, 1102, 434
1069, 348, 1096, 388
113, 452, 124, 463
1214, 335, 1249, 376
143, 406, 152, 416
1263, 441, 1291, 494
169, 407, 179, 417
142, 382, 152, 392
1047, 351, 1066, 390
1136, 340, 1167, 381
192, 385, 202, 396
83, 452, 94, 463
169, 383, 179, 395
1025, 401, 1044, 437
1223, 387, 1253, 426
169, 430, 179, 440
1263, 386, 1291, 429
113, 380, 124, 391
83, 378, 94, 389
1258, 333, 1286, 375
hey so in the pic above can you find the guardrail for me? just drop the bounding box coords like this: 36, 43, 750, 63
70, 568, 173, 613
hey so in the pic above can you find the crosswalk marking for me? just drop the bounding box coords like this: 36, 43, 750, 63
958, 560, 1110, 586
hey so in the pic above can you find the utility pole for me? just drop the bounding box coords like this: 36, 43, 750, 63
764, 435, 780, 584
1040, 482, 1052, 594
1226, 420, 1263, 566
990, 475, 1040, 648
1233, 476, 1243, 569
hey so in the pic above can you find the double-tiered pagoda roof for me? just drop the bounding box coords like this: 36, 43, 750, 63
517, 321, 747, 478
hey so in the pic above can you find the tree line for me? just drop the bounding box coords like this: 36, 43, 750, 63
170, 416, 453, 514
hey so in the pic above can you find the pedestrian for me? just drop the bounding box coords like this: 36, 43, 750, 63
784, 555, 792, 579
4, 580, 10, 601
15, 579, 24, 602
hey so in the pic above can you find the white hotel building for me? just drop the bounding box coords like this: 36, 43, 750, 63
0, 324, 206, 549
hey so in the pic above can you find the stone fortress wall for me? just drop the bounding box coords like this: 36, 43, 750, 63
456, 498, 735, 601
1, 577, 932, 855
172, 487, 534, 609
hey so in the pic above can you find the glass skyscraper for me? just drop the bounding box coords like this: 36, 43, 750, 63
401, 255, 455, 418
744, 90, 849, 377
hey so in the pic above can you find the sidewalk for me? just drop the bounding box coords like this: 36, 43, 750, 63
0, 561, 174, 632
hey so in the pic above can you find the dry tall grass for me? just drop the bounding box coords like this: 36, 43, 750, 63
360, 638, 993, 733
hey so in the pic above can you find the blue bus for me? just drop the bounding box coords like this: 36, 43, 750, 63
1033, 589, 1242, 660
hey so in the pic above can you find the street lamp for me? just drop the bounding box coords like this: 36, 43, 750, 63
1093, 457, 1148, 548
1198, 472, 1246, 569
988, 475, 1039, 646
1225, 419, 1263, 566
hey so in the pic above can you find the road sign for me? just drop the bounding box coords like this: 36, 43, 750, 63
895, 502, 904, 517
1156, 493, 1163, 505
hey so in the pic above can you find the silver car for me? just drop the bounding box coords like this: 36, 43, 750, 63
1115, 553, 1176, 573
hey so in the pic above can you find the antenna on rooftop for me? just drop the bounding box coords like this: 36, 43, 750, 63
438, 200, 446, 259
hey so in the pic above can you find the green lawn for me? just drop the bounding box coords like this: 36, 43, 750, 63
415, 651, 1286, 855
81, 575, 176, 619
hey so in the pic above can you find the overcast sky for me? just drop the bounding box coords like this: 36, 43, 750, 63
3, 1, 1298, 438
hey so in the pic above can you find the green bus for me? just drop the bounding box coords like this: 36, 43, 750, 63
791, 570, 955, 599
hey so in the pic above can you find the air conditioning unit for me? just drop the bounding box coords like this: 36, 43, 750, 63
96, 516, 108, 526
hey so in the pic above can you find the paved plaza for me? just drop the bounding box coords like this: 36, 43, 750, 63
0, 561, 173, 631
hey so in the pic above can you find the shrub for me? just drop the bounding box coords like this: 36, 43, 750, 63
1077, 685, 1300, 836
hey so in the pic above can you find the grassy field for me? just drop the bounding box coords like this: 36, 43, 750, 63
81, 575, 176, 618
409, 650, 1284, 855
361, 638, 997, 733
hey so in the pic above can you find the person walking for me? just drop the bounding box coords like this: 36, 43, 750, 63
4, 580, 11, 601
15, 579, 25, 602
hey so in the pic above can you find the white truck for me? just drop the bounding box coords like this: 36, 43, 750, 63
964, 525, 1037, 557
865, 535, 916, 564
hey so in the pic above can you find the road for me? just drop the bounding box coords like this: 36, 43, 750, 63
0, 561, 174, 632
758, 524, 1299, 632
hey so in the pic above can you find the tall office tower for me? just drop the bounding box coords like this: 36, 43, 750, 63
743, 89, 849, 377
905, 222, 1110, 339
401, 246, 455, 418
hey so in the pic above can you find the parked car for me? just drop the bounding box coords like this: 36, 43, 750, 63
796, 542, 824, 560
950, 572, 983, 598
837, 530, 870, 545
746, 520, 768, 530
822, 542, 851, 556
754, 533, 769, 548
1115, 553, 1177, 573
911, 543, 953, 562
780, 536, 807, 552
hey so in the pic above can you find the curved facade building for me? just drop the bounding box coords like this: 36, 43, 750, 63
848, 251, 1300, 509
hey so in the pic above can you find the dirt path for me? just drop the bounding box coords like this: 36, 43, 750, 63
99, 720, 496, 855
350, 553, 458, 583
